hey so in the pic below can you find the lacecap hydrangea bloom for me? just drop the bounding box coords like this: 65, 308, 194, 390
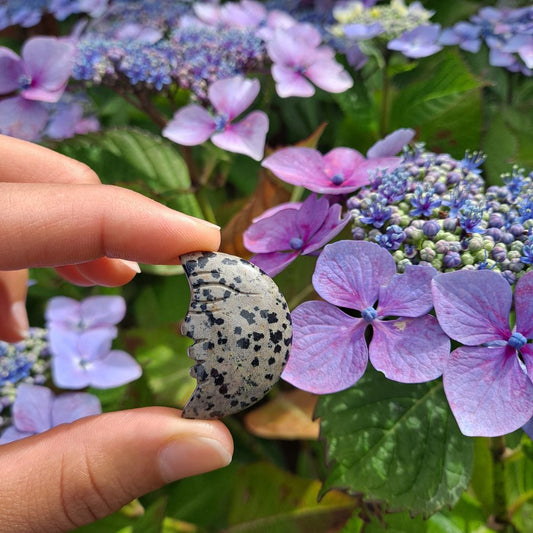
432, 270, 533, 437
282, 240, 450, 393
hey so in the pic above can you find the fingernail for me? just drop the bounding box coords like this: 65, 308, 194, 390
119, 259, 141, 274
11, 301, 29, 337
159, 436, 232, 482
197, 219, 220, 230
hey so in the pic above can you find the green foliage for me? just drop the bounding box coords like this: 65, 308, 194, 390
317, 368, 474, 516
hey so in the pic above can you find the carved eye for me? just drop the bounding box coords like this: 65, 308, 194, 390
180, 251, 292, 419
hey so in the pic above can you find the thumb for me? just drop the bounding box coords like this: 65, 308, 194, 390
0, 407, 233, 533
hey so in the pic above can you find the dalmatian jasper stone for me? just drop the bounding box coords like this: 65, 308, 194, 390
180, 251, 292, 419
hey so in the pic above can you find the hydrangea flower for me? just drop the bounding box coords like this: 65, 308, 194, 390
262, 128, 414, 194
0, 36, 75, 139
244, 194, 350, 276
0, 384, 101, 445
282, 240, 450, 393
388, 24, 442, 58
49, 328, 141, 389
432, 270, 533, 436
266, 22, 353, 97
45, 295, 126, 335
162, 76, 268, 161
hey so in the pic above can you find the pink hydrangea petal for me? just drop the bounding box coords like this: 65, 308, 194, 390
514, 271, 533, 339
296, 194, 329, 242
0, 47, 24, 94
377, 265, 436, 317
262, 147, 328, 190
0, 426, 33, 445
281, 301, 368, 393
52, 393, 102, 426
271, 64, 316, 98
211, 110, 268, 161
208, 76, 260, 120
13, 384, 53, 434
80, 295, 126, 328
305, 56, 353, 94
313, 240, 397, 310
443, 345, 533, 436
21, 37, 75, 102
243, 208, 299, 253
370, 316, 450, 383
251, 202, 301, 223
366, 128, 415, 158
249, 251, 299, 277
303, 204, 351, 255
87, 350, 142, 389
432, 270, 512, 345
267, 27, 315, 66
0, 96, 48, 141
162, 105, 215, 145
220, 0, 266, 28
323, 147, 365, 177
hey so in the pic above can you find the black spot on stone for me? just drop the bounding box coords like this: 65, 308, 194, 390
240, 309, 256, 324
284, 336, 292, 346
250, 396, 258, 402
202, 341, 215, 350
210, 368, 219, 377
273, 345, 282, 354
217, 336, 228, 345
219, 384, 228, 394
234, 276, 242, 283
206, 402, 215, 411
268, 357, 276, 365
219, 277, 227, 285
234, 326, 242, 335
215, 374, 225, 386
253, 332, 264, 341
265, 374, 274, 380
215, 318, 224, 325
193, 364, 208, 381
210, 269, 220, 278
237, 337, 250, 349
270, 330, 283, 344
251, 357, 259, 367
267, 312, 279, 324
230, 399, 239, 407
222, 258, 239, 265
254, 345, 261, 352
224, 290, 231, 299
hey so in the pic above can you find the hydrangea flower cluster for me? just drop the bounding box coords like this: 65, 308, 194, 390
440, 5, 533, 76
348, 146, 533, 285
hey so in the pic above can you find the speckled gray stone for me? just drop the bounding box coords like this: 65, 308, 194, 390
180, 251, 292, 419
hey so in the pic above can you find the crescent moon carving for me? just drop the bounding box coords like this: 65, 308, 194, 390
180, 251, 292, 419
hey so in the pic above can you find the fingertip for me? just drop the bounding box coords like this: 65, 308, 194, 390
75, 257, 138, 287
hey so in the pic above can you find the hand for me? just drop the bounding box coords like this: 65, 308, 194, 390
0, 135, 233, 532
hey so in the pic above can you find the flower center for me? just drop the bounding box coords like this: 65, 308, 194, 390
213, 113, 229, 133
331, 173, 345, 185
508, 331, 527, 350
18, 74, 32, 90
361, 306, 377, 323
289, 237, 304, 250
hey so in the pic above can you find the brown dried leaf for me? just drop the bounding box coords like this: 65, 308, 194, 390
244, 389, 320, 440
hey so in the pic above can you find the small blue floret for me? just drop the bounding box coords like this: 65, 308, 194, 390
362, 307, 377, 323
508, 331, 527, 350
289, 237, 304, 250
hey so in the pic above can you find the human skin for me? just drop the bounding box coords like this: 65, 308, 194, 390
0, 135, 234, 532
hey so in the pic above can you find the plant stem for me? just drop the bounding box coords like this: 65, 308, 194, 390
490, 435, 509, 527
196, 188, 218, 226
379, 56, 390, 138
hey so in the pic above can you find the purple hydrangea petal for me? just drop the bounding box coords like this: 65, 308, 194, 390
162, 105, 215, 146
267, 26, 318, 65
0, 96, 48, 141
21, 37, 75, 103
295, 194, 330, 242
521, 344, 533, 380
80, 295, 126, 328
251, 202, 301, 223
370, 315, 450, 383
271, 64, 316, 98
443, 345, 533, 436
0, 47, 24, 94
305, 55, 353, 94
281, 301, 368, 393
86, 350, 142, 389
377, 265, 436, 317
514, 271, 533, 339
432, 270, 512, 345
366, 128, 415, 159
388, 25, 443, 59
323, 147, 366, 179
262, 147, 327, 190
303, 203, 351, 254
523, 416, 533, 440
489, 48, 515, 68
249, 251, 299, 277
52, 354, 91, 389
78, 328, 116, 361
46, 296, 81, 328
208, 76, 260, 120
211, 110, 268, 161
12, 384, 53, 434
52, 392, 102, 426
312, 240, 397, 310
344, 22, 383, 40
0, 426, 33, 445
243, 208, 299, 253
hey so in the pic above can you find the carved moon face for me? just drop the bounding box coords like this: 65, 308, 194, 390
180, 251, 292, 419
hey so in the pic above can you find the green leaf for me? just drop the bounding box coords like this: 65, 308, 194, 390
317, 368, 474, 516
54, 127, 202, 217
225, 462, 356, 533
132, 498, 167, 533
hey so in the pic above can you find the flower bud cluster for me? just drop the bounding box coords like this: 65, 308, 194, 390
348, 145, 533, 284
0, 328, 49, 425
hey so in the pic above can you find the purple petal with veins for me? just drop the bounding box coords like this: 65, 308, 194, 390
12, 384, 53, 434
208, 76, 260, 120
432, 270, 512, 345
282, 301, 368, 393
0, 47, 24, 94
295, 194, 330, 243
211, 110, 268, 161
515, 271, 533, 338
243, 208, 299, 253
303, 203, 351, 254
250, 251, 299, 277
163, 105, 215, 145
0, 96, 48, 140
370, 315, 449, 383
312, 240, 397, 310
367, 128, 415, 158
443, 345, 533, 436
